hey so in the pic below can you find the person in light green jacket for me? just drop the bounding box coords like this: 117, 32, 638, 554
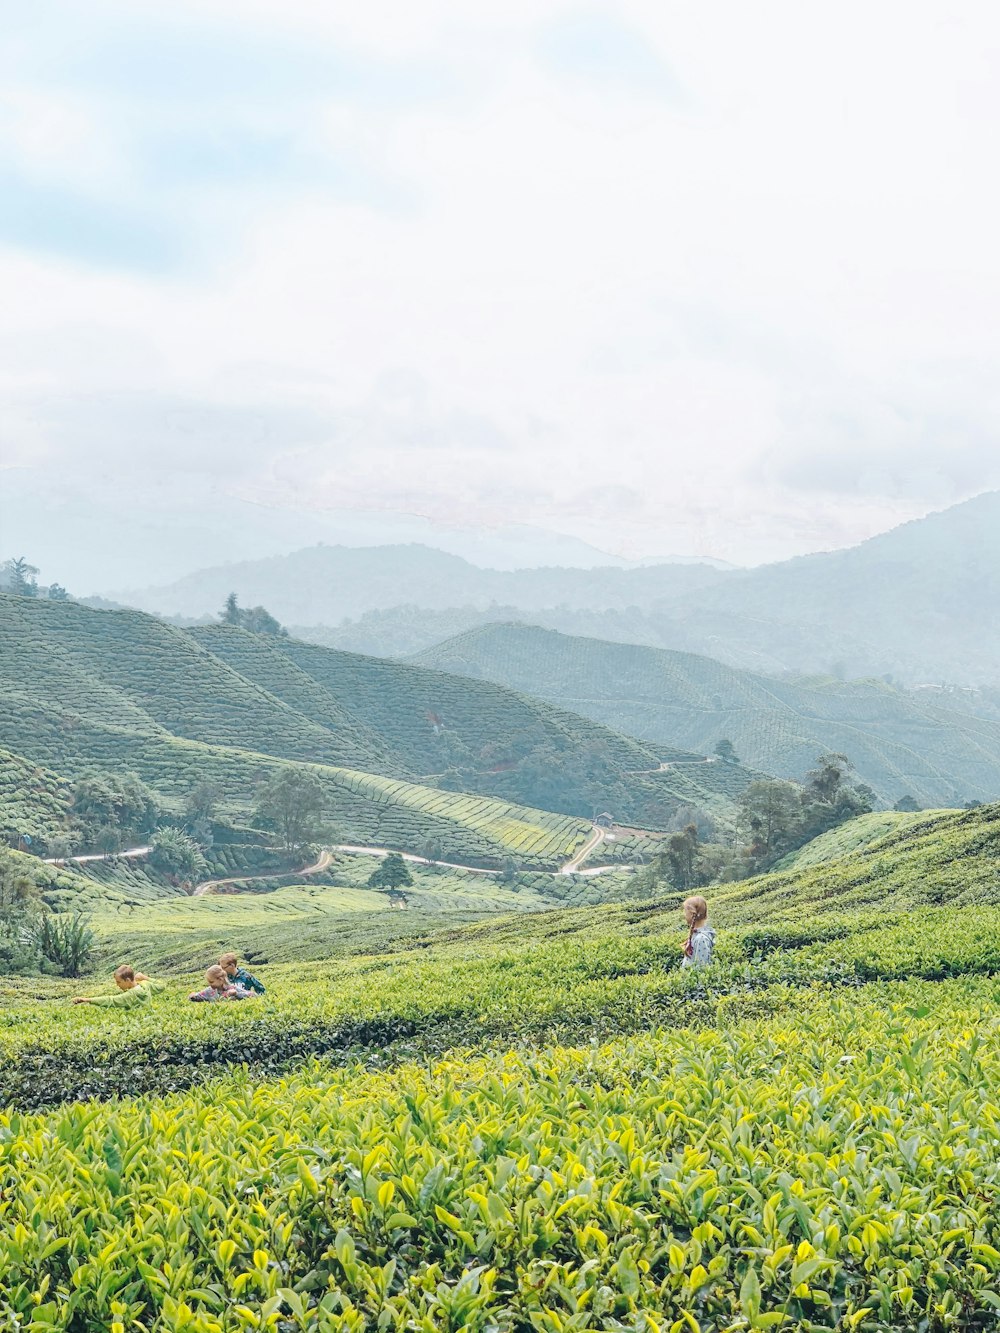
72, 964, 163, 1007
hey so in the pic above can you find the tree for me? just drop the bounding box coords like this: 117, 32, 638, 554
666, 824, 701, 889
47, 583, 69, 601
714, 739, 739, 765
367, 853, 413, 890
3, 557, 39, 597
71, 771, 160, 846
894, 795, 920, 812
219, 592, 286, 636
150, 827, 207, 881
738, 779, 803, 867
242, 605, 286, 636
254, 768, 328, 852
185, 780, 220, 825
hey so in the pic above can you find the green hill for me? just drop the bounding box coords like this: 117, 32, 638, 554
411, 622, 1000, 806
0, 596, 772, 845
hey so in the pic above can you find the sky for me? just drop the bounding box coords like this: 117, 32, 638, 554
3, 0, 1000, 590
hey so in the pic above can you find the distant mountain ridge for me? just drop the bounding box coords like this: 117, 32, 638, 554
410, 621, 1000, 807
112, 492, 1000, 685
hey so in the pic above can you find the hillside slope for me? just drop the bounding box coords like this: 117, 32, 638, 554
2, 595, 772, 834
411, 622, 1000, 806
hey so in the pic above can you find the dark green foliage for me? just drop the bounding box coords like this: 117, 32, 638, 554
254, 767, 328, 852
367, 852, 413, 890
714, 737, 738, 763
738, 754, 875, 874
0, 849, 42, 973
220, 591, 286, 636
71, 769, 160, 846
2, 556, 39, 596
35, 912, 95, 976
150, 827, 207, 881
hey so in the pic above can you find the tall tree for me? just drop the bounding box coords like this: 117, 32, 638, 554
368, 853, 413, 890
3, 557, 39, 597
738, 779, 803, 866
46, 583, 69, 601
714, 738, 739, 765
253, 768, 327, 852
221, 592, 241, 625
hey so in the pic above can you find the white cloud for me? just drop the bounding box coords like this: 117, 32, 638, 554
2, 0, 1000, 581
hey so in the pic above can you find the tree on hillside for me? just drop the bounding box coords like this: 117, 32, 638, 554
666, 824, 701, 889
368, 853, 413, 890
71, 771, 160, 847
150, 827, 207, 881
2, 557, 39, 597
185, 780, 220, 825
47, 583, 69, 601
253, 768, 328, 852
799, 753, 875, 843
894, 794, 920, 812
242, 605, 286, 636
738, 779, 803, 868
714, 738, 739, 765
219, 592, 287, 637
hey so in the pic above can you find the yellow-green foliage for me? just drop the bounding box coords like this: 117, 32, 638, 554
3, 804, 1000, 1327
1, 983, 999, 1330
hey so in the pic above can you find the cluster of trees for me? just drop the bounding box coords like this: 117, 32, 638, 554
1, 557, 67, 601
220, 593, 287, 637
642, 753, 876, 892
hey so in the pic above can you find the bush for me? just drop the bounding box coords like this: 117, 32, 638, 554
35, 912, 95, 977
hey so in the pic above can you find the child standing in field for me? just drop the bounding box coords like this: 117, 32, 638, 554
189, 965, 253, 1002
681, 895, 716, 968
72, 965, 163, 1007
219, 952, 266, 994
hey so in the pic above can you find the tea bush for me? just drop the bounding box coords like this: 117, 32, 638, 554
1, 982, 999, 1331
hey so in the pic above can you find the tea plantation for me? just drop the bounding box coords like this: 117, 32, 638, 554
0, 595, 764, 834
1, 803, 999, 1328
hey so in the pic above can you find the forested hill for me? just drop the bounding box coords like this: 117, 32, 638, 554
115, 491, 1000, 686
411, 622, 1000, 808
0, 595, 763, 835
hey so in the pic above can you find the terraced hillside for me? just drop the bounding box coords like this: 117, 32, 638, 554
0, 596, 768, 841
0, 747, 73, 846
413, 622, 1000, 806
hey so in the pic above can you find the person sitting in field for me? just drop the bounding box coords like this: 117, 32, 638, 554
72, 964, 163, 1007
681, 895, 716, 968
189, 964, 254, 1002
219, 951, 266, 994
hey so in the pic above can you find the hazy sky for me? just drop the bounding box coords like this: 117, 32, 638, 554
3, 0, 1000, 585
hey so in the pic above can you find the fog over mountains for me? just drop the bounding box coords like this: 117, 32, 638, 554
115, 492, 1000, 687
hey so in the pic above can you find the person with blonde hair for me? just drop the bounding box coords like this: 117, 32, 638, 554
72, 964, 162, 1007
681, 895, 716, 967
219, 951, 265, 994
189, 964, 253, 1002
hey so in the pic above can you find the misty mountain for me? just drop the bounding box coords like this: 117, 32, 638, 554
411, 622, 1000, 808
112, 544, 725, 624
113, 492, 1000, 685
